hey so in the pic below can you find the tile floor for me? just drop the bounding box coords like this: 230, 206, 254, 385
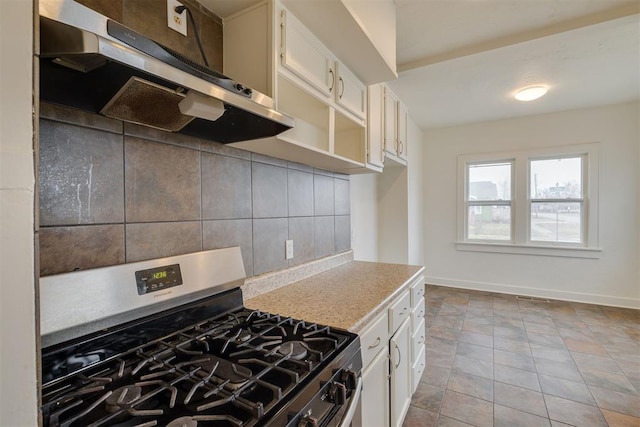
403, 285, 640, 427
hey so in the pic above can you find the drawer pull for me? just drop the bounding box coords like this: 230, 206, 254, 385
368, 337, 381, 350
400, 307, 408, 316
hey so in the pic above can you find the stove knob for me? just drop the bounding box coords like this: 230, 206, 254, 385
328, 381, 347, 405
297, 413, 318, 427
235, 83, 245, 92
341, 370, 358, 390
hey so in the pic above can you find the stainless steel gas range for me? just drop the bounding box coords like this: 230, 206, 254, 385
39, 248, 362, 426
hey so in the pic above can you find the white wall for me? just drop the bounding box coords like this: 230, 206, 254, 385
407, 117, 424, 266
377, 165, 408, 263
0, 0, 38, 424
351, 115, 424, 266
423, 102, 640, 308
351, 173, 379, 261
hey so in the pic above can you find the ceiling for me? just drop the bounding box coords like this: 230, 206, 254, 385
202, 0, 640, 130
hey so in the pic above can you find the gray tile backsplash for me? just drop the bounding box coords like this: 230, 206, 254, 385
39, 119, 125, 226
202, 153, 252, 220
125, 137, 201, 222
38, 103, 351, 277
125, 221, 202, 263
39, 225, 125, 276
252, 163, 288, 218
253, 218, 289, 275
288, 217, 315, 266
314, 174, 335, 216
287, 169, 314, 217
203, 219, 254, 276
314, 216, 336, 258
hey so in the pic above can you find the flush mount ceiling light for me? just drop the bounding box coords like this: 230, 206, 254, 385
514, 85, 548, 101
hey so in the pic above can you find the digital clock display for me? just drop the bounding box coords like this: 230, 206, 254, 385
153, 271, 167, 280
135, 264, 183, 295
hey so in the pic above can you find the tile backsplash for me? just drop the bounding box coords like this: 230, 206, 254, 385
38, 103, 351, 277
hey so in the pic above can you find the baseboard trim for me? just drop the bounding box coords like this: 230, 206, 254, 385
426, 276, 640, 310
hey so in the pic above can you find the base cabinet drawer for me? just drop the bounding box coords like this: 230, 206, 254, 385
411, 322, 426, 363
389, 291, 411, 334
360, 311, 389, 368
411, 346, 426, 394
411, 298, 425, 332
410, 276, 425, 307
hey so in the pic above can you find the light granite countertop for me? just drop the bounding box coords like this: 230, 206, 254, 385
245, 261, 424, 333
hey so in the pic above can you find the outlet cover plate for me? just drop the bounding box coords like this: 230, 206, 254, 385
167, 0, 187, 36
285, 240, 293, 260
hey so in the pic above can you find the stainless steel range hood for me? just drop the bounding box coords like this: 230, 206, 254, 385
38, 0, 294, 143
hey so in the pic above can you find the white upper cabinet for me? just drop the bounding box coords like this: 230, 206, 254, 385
281, 0, 397, 84
224, 1, 370, 173
280, 10, 334, 99
366, 84, 384, 171
383, 85, 408, 167
335, 61, 367, 120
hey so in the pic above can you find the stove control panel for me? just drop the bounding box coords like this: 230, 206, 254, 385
135, 264, 183, 295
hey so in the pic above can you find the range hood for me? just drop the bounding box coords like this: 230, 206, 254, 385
38, 0, 294, 143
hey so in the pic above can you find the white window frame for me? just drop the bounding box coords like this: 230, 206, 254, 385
464, 159, 515, 243
527, 154, 587, 246
457, 143, 601, 259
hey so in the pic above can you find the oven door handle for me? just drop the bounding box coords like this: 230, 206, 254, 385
338, 376, 363, 427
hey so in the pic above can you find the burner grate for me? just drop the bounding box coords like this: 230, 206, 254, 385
41, 308, 351, 427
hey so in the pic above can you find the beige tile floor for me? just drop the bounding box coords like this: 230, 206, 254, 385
403, 285, 640, 427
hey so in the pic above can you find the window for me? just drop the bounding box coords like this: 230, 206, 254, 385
457, 143, 600, 257
529, 156, 584, 244
466, 161, 513, 241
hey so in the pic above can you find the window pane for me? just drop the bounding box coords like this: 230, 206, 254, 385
530, 202, 582, 243
530, 157, 582, 199
468, 205, 511, 240
468, 162, 511, 201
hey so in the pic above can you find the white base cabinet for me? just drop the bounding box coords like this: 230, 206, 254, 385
358, 271, 425, 427
390, 317, 411, 427
360, 345, 390, 427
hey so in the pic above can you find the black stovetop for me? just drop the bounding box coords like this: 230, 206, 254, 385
40, 289, 356, 427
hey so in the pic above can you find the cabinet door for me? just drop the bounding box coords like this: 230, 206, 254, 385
390, 318, 411, 427
335, 62, 366, 120
366, 84, 384, 169
397, 101, 408, 161
360, 346, 390, 427
280, 10, 334, 98
383, 86, 398, 156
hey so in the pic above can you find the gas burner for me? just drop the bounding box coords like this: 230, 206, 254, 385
277, 341, 308, 360
167, 416, 198, 427
193, 355, 252, 391
166, 415, 244, 426
105, 385, 142, 412
232, 329, 252, 343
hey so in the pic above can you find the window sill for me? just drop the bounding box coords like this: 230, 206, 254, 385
456, 242, 602, 259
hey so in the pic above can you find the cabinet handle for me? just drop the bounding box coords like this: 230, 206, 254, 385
329, 68, 335, 93
394, 344, 401, 369
398, 140, 404, 155
419, 335, 425, 345
368, 336, 381, 350
400, 307, 408, 316
339, 77, 344, 99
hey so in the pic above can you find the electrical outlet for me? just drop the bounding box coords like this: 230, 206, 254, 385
167, 0, 187, 36
285, 240, 294, 260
